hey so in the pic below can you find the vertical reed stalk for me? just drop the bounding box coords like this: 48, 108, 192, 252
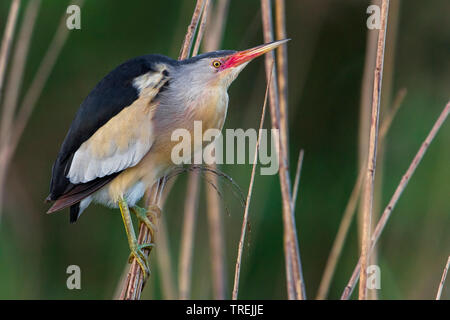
0, 0, 21, 217
291, 149, 304, 210
275, 0, 289, 159
342, 101, 450, 300
261, 0, 306, 300
151, 175, 177, 299
178, 172, 200, 299
0, 0, 20, 103
316, 166, 365, 300
178, 0, 210, 300
119, 180, 166, 300
154, 215, 177, 299
119, 0, 206, 299
357, 0, 379, 249
369, 0, 401, 300
0, 0, 83, 217
316, 88, 406, 300
1, 0, 40, 145
205, 180, 227, 299
179, 0, 206, 59
201, 0, 230, 299
359, 0, 389, 300
232, 65, 272, 300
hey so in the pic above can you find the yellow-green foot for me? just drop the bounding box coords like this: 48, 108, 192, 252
131, 205, 161, 239
118, 198, 155, 282
129, 242, 154, 280
127, 243, 155, 262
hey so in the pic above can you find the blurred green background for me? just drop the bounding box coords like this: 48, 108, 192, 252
0, 0, 449, 299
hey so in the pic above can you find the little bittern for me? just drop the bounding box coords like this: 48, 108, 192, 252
47, 39, 289, 277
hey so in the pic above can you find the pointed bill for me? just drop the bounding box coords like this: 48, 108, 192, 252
224, 39, 291, 69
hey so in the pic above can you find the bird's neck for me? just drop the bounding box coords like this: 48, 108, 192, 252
187, 86, 229, 132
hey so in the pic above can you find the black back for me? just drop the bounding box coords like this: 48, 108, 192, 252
48, 54, 178, 200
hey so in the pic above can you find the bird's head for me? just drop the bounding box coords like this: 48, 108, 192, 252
177, 39, 290, 90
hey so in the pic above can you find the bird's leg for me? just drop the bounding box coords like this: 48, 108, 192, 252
130, 205, 161, 241
118, 198, 152, 280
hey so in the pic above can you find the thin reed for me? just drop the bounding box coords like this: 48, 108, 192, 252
342, 101, 450, 299
359, 0, 390, 300
118, 0, 207, 299
316, 88, 406, 300
0, 0, 84, 218
232, 64, 272, 300
260, 0, 306, 300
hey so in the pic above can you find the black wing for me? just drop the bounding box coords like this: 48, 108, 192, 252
47, 54, 177, 201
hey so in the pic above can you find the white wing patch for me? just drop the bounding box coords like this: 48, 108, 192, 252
68, 138, 150, 184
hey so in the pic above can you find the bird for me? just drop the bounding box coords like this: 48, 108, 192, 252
46, 39, 289, 278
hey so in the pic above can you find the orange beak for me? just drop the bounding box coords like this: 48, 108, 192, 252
223, 39, 290, 69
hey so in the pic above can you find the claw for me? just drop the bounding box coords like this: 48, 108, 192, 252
118, 198, 155, 282
127, 243, 155, 263
131, 205, 161, 239
129, 242, 155, 281
129, 246, 150, 280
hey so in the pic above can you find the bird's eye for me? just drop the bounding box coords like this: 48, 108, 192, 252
212, 60, 222, 68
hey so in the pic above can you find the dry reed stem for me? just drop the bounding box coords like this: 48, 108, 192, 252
0, 0, 83, 216
114, 179, 177, 299
316, 165, 365, 300
341, 101, 450, 300
1, 0, 40, 146
11, 0, 84, 149
436, 256, 450, 300
179, 0, 205, 59
119, 0, 206, 299
379, 0, 402, 131
359, 0, 389, 300
203, 0, 229, 53
177, 0, 210, 300
291, 149, 304, 210
205, 181, 227, 299
316, 87, 406, 300
153, 143, 178, 300
275, 0, 289, 160
153, 171, 177, 300
0, 0, 20, 103
232, 65, 272, 300
147, 175, 177, 299
179, 172, 201, 299
369, 2, 401, 300
0, 0, 20, 217
357, 0, 380, 249
178, 0, 205, 62
202, 0, 230, 300
119, 180, 166, 300
261, 0, 291, 298
261, 0, 306, 300
192, 0, 210, 57
3, 0, 81, 159
154, 215, 177, 299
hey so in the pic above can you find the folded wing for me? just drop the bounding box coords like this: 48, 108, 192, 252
47, 55, 172, 206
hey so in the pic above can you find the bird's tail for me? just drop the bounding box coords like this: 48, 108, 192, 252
46, 173, 119, 214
